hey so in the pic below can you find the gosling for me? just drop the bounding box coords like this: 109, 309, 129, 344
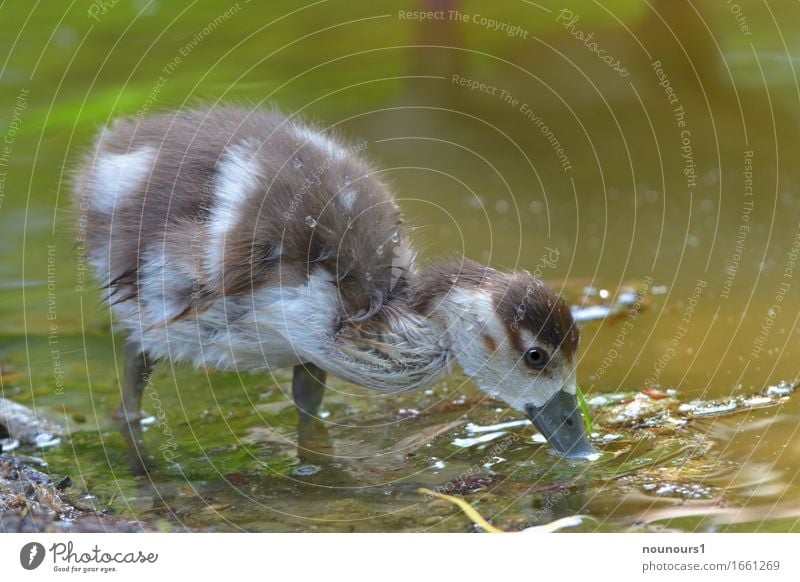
73, 106, 594, 458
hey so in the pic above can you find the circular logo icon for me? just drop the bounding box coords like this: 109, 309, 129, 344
20, 542, 46, 570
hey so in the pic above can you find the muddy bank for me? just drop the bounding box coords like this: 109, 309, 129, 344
1, 396, 156, 532
0, 452, 158, 532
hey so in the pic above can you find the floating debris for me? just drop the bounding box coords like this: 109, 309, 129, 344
571, 305, 614, 322
587, 393, 630, 407
686, 400, 739, 418
521, 515, 588, 533
442, 474, 505, 495
482, 456, 507, 469
766, 381, 797, 397
741, 396, 774, 407
0, 398, 63, 447
32, 434, 61, 449
651, 482, 714, 499
588, 381, 798, 427
570, 284, 649, 323
642, 388, 669, 400
397, 408, 420, 418
0, 439, 20, 452
452, 431, 507, 448
603, 393, 673, 427
682, 383, 798, 420
417, 487, 503, 533
465, 419, 529, 434
419, 487, 589, 533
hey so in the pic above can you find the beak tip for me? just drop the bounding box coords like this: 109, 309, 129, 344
526, 391, 597, 461
555, 440, 598, 460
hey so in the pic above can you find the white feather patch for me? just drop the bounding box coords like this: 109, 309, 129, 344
339, 188, 358, 212
293, 126, 345, 159
206, 141, 264, 281
90, 148, 155, 213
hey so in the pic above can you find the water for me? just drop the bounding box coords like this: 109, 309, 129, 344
1, 0, 799, 532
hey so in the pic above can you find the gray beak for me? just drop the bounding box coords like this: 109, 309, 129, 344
525, 390, 595, 459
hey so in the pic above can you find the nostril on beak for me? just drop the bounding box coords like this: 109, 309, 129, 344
564, 416, 575, 428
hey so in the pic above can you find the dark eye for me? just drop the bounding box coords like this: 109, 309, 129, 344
524, 347, 549, 369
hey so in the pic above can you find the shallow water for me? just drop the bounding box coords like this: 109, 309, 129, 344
1, 0, 799, 532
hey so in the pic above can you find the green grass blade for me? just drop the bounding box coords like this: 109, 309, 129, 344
576, 384, 594, 434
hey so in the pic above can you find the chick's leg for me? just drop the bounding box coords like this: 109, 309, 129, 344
291, 363, 326, 418
291, 363, 331, 462
114, 342, 154, 421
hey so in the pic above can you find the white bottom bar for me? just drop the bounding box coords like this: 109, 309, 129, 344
2, 533, 798, 581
